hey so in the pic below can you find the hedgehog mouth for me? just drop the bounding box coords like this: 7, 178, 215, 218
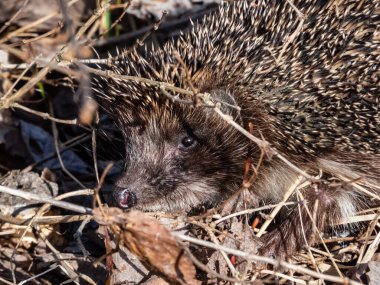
114, 188, 137, 209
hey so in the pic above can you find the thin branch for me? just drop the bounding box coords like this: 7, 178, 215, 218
0, 186, 92, 214
173, 233, 362, 285
256, 175, 305, 237
13, 102, 78, 124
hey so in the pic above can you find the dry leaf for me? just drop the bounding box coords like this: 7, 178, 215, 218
94, 208, 199, 285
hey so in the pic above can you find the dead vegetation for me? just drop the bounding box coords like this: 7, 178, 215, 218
0, 0, 379, 284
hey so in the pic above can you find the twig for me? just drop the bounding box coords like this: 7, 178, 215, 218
0, 186, 92, 214
214, 201, 299, 225
1, 56, 40, 100
213, 106, 269, 150
173, 233, 362, 285
12, 102, 78, 124
0, 0, 108, 111
0, 276, 13, 285
49, 98, 85, 188
0, 60, 53, 109
181, 245, 251, 284
296, 191, 344, 278
85, 65, 193, 96
75, 1, 110, 42
260, 269, 306, 284
273, 151, 317, 181
212, 105, 318, 181
335, 174, 380, 200
93, 162, 114, 212
92, 122, 99, 183
356, 212, 380, 268
7, 188, 92, 283
0, 0, 30, 34
337, 213, 380, 225
73, 216, 92, 257
0, 0, 80, 44
96, 2, 131, 40
8, 22, 64, 47
18, 265, 60, 285
159, 85, 196, 105
277, 1, 305, 63
256, 175, 305, 237
358, 222, 380, 264
296, 192, 320, 274
35, 224, 96, 285
190, 221, 238, 277
0, 214, 92, 225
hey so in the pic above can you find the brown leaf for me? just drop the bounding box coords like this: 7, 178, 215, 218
94, 208, 198, 285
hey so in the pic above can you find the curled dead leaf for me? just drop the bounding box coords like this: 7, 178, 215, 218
94, 208, 198, 285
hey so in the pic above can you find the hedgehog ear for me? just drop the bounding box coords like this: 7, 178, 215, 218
209, 89, 242, 122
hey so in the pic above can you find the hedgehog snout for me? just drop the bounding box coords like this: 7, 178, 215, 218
113, 186, 137, 209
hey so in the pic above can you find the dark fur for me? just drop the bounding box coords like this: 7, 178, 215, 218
93, 0, 380, 256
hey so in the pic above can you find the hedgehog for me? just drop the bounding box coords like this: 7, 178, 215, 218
92, 0, 380, 256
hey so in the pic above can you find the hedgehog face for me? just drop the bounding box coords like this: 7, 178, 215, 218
112, 103, 248, 213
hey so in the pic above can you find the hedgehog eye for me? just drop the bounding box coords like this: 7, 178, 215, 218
179, 136, 197, 150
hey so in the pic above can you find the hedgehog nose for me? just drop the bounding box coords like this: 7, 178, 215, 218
113, 187, 137, 209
